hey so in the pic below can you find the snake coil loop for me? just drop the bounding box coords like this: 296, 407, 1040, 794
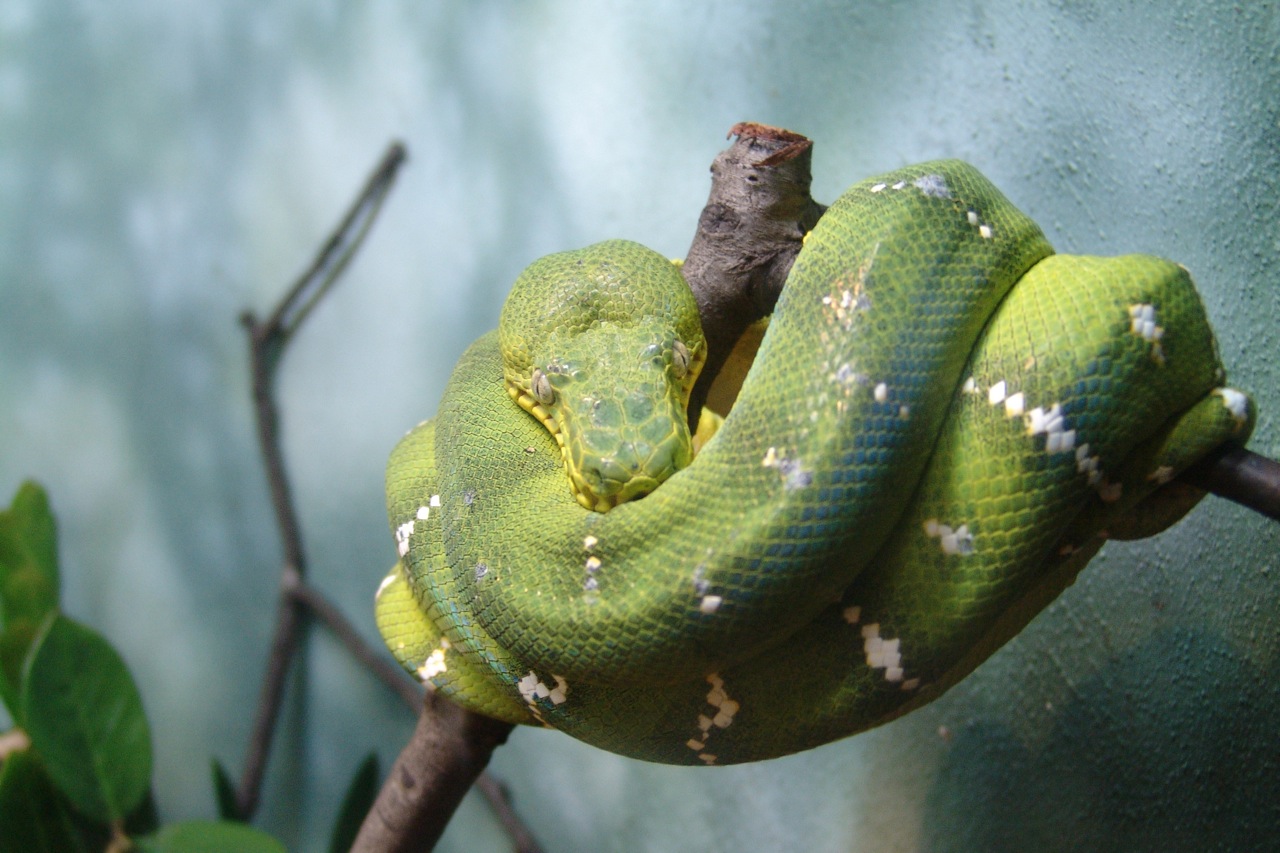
377, 161, 1254, 765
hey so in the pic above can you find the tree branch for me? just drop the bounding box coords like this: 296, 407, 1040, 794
683, 122, 826, 428
1182, 443, 1280, 521
351, 692, 518, 853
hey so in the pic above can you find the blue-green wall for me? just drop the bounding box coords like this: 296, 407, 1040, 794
2, 2, 1276, 850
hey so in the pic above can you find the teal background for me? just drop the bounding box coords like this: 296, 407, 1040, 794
2, 2, 1277, 850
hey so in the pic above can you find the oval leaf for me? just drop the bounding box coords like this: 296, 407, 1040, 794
21, 614, 152, 822
0, 749, 87, 853
0, 481, 62, 716
209, 759, 240, 822
4, 481, 59, 587
328, 753, 379, 853
134, 820, 288, 853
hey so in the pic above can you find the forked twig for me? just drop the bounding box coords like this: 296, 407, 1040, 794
234, 141, 543, 851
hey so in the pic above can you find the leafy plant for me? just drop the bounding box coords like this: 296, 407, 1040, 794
0, 481, 289, 852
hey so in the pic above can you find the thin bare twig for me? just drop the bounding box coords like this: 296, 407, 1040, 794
235, 142, 407, 820
473, 773, 546, 853
234, 140, 543, 852
286, 576, 423, 712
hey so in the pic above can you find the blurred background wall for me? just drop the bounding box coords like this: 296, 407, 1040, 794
2, 2, 1277, 850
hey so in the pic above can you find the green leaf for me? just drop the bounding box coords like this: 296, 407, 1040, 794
125, 787, 162, 837
134, 820, 288, 853
0, 748, 88, 853
328, 753, 379, 853
0, 481, 61, 718
20, 614, 152, 823
210, 758, 240, 822
4, 482, 59, 587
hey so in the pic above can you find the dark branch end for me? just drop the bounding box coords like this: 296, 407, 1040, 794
682, 122, 826, 428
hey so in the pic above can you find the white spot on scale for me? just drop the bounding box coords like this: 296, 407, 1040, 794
1148, 465, 1176, 484
1075, 443, 1101, 477
1045, 429, 1077, 454
699, 595, 723, 614
1024, 399, 1075, 450
870, 182, 887, 193
686, 673, 739, 761
585, 556, 602, 573
979, 224, 994, 239
416, 506, 430, 521
429, 494, 442, 507
518, 672, 569, 706
924, 518, 974, 555
967, 210, 979, 226
892, 180, 907, 190
1129, 303, 1163, 341
1025, 403, 1076, 454
418, 650, 447, 681
912, 175, 950, 197
417, 638, 450, 681
583, 535, 598, 551
1129, 303, 1166, 363
962, 376, 977, 394
395, 520, 415, 557
1026, 403, 1064, 437
691, 562, 711, 595
941, 525, 974, 555
874, 382, 889, 403
988, 380, 1007, 405
1215, 387, 1250, 425
843, 605, 862, 625
860, 623, 915, 685
1004, 392, 1025, 417
713, 701, 740, 728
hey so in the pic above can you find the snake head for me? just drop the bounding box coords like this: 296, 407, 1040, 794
500, 240, 706, 512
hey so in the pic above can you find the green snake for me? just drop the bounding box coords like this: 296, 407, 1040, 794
376, 160, 1254, 765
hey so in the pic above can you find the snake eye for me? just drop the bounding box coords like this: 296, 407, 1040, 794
672, 341, 691, 380
530, 368, 556, 407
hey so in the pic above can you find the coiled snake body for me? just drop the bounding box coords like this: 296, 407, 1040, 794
377, 161, 1254, 765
